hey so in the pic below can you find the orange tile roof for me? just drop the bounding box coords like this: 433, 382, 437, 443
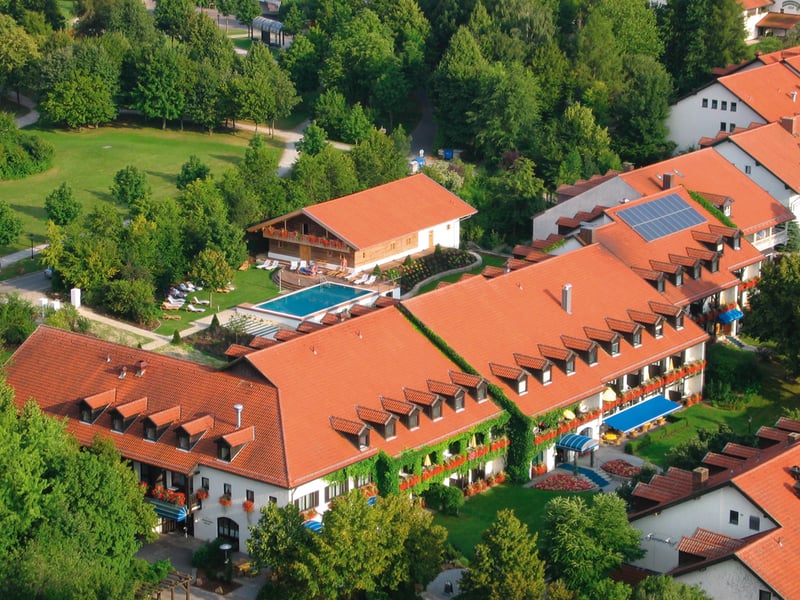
724, 121, 800, 193
718, 62, 800, 122
514, 353, 550, 371
297, 174, 476, 249
356, 406, 393, 425
330, 416, 367, 436
178, 414, 215, 436
114, 397, 148, 419
221, 425, 255, 447
729, 443, 800, 598
427, 380, 462, 397
243, 307, 503, 487
84, 388, 116, 409
756, 11, 800, 30
4, 327, 287, 486
677, 528, 746, 559
740, 0, 772, 9
402, 244, 708, 417
595, 188, 764, 306
722, 442, 761, 458
622, 150, 792, 235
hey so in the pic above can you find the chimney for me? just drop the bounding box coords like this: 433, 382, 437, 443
234, 404, 244, 429
780, 116, 799, 136
118, 366, 127, 380
692, 466, 709, 490
662, 172, 673, 190
561, 283, 573, 314
788, 432, 800, 445
135, 360, 148, 377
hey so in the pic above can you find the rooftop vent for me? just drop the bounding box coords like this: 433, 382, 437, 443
234, 404, 244, 429
135, 360, 148, 377
562, 283, 573, 315
118, 366, 127, 380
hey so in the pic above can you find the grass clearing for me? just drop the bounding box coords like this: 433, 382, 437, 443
433, 485, 593, 561
88, 321, 154, 347
153, 267, 281, 335
0, 119, 282, 251
629, 354, 800, 466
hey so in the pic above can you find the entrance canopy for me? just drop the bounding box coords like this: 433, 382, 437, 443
556, 433, 598, 453
604, 395, 682, 434
146, 498, 189, 522
717, 308, 744, 324
304, 520, 323, 533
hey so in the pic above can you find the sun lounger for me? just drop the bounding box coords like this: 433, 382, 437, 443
363, 275, 377, 285
193, 296, 210, 305
289, 261, 299, 271
162, 313, 181, 320
256, 260, 277, 270
186, 304, 206, 313
353, 274, 369, 284
166, 296, 185, 306
345, 271, 360, 281
162, 302, 181, 310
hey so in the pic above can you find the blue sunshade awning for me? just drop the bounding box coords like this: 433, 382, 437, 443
556, 433, 599, 453
604, 395, 682, 434
146, 498, 189, 522
717, 308, 744, 324
304, 520, 323, 533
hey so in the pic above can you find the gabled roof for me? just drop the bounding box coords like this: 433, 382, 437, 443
114, 397, 148, 419
243, 307, 502, 487
4, 327, 286, 486
221, 425, 255, 447
677, 528, 747, 559
618, 147, 793, 235
756, 11, 800, 31
401, 244, 707, 418
717, 62, 800, 122
721, 121, 800, 193
595, 187, 763, 306
249, 175, 476, 250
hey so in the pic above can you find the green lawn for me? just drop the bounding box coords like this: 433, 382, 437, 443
0, 120, 283, 251
154, 267, 281, 335
433, 484, 593, 562
417, 253, 507, 295
232, 38, 254, 51
629, 357, 800, 466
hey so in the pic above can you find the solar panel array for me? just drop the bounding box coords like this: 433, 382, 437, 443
617, 194, 706, 242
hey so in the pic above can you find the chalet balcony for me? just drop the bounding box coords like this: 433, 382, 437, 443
262, 227, 349, 252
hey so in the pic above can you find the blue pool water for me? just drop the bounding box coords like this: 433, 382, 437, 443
255, 283, 372, 318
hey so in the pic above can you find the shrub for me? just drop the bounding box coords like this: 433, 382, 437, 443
172, 329, 181, 344
422, 483, 464, 516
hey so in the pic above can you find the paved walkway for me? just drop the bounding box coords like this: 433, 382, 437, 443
8, 91, 39, 128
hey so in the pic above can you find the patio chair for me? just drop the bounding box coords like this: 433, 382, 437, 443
161, 302, 181, 311
192, 296, 210, 305
353, 274, 368, 284
363, 275, 377, 285
289, 261, 299, 271
299, 260, 308, 270
186, 304, 205, 313
344, 271, 359, 281
166, 296, 185, 306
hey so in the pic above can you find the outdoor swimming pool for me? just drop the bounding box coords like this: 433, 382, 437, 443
254, 282, 373, 319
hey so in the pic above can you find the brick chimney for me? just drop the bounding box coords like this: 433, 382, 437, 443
692, 466, 709, 490
781, 115, 800, 136
662, 172, 674, 190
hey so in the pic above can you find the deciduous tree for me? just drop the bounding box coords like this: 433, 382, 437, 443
110, 165, 151, 210
44, 182, 82, 226
0, 198, 22, 246
349, 126, 409, 189
632, 576, 712, 600
133, 43, 185, 129
541, 494, 644, 596
459, 509, 545, 600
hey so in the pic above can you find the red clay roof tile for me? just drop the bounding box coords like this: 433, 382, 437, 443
513, 353, 550, 371
85, 389, 116, 410
178, 414, 215, 436
330, 416, 367, 436
489, 363, 525, 380
427, 380, 462, 397
222, 425, 255, 447
147, 405, 182, 428
114, 397, 148, 419
380, 396, 416, 416
356, 406, 393, 425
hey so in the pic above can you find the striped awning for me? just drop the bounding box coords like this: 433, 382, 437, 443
604, 395, 682, 434
304, 519, 323, 533
146, 498, 189, 522
717, 308, 744, 324
556, 433, 599, 453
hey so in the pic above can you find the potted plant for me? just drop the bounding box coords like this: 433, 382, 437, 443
219, 494, 232, 507
196, 488, 209, 500
243, 500, 255, 513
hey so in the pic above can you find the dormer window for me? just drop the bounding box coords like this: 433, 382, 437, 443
175, 415, 214, 451
178, 431, 191, 450
330, 416, 370, 450
356, 406, 397, 439
633, 330, 642, 347
358, 430, 370, 449
431, 400, 443, 420
611, 339, 620, 355
380, 396, 420, 430
693, 263, 701, 279
427, 380, 466, 413
110, 397, 147, 433
565, 356, 575, 375
674, 269, 683, 287
385, 419, 396, 438
489, 363, 528, 395
111, 412, 135, 433
448, 371, 488, 403
542, 364, 552, 384
654, 321, 664, 338
142, 406, 180, 442
675, 312, 684, 329
407, 410, 419, 430
710, 255, 719, 273
732, 233, 740, 250
587, 346, 598, 365
216, 426, 255, 462
80, 402, 105, 424
656, 277, 665, 292
404, 388, 444, 421
514, 353, 554, 385
79, 389, 115, 424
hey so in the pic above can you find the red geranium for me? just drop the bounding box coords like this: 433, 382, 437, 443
243, 500, 255, 513
601, 459, 641, 478
533, 473, 594, 492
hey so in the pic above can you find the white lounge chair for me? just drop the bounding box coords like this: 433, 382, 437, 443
353, 274, 369, 285
192, 296, 210, 305
299, 260, 308, 270
256, 260, 276, 270
186, 304, 205, 313
363, 275, 377, 285
289, 261, 299, 271
345, 271, 360, 281
166, 296, 185, 306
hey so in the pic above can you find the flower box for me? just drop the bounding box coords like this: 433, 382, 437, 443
243, 500, 255, 513
219, 494, 232, 507
195, 489, 208, 500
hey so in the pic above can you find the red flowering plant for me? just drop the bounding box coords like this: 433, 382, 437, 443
168, 490, 186, 506
533, 473, 594, 492
300, 508, 317, 521
243, 500, 255, 513
195, 488, 209, 500
601, 459, 641, 479
359, 483, 378, 498
219, 494, 232, 507
151, 485, 168, 501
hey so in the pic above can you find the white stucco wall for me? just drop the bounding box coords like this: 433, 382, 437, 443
675, 558, 772, 600
531, 179, 639, 240
714, 140, 800, 219
631, 485, 777, 573
668, 85, 764, 152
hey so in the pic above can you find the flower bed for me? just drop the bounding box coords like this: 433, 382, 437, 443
533, 473, 594, 492
601, 459, 641, 479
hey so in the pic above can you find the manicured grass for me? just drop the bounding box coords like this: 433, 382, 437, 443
153, 267, 281, 335
629, 356, 800, 466
0, 119, 283, 251
232, 38, 254, 51
433, 484, 593, 562
417, 252, 507, 295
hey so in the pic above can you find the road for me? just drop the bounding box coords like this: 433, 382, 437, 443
0, 270, 52, 304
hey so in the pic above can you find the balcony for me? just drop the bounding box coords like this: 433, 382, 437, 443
262, 228, 348, 251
